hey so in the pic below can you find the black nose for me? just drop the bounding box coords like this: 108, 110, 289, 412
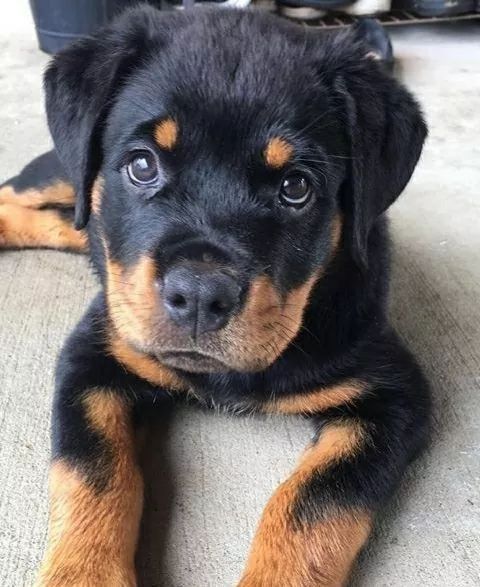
162, 265, 241, 336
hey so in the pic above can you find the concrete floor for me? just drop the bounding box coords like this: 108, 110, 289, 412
1, 5, 479, 587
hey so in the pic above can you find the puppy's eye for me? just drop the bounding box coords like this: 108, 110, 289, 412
279, 173, 311, 207
127, 151, 159, 185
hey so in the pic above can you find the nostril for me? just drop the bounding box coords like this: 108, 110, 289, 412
209, 299, 227, 316
162, 265, 240, 334
170, 293, 187, 309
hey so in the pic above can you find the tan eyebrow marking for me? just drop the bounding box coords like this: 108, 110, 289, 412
154, 118, 178, 151
264, 137, 294, 169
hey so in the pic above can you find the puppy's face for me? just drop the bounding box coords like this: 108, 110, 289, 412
45, 9, 426, 373
98, 49, 345, 372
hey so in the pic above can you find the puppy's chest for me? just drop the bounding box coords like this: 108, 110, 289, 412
178, 377, 267, 416
169, 372, 366, 419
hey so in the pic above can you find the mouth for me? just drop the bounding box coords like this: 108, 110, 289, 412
157, 350, 230, 373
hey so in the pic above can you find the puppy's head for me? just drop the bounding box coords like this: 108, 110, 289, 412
45, 7, 426, 373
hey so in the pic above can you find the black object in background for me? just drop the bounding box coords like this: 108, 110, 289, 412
29, 0, 147, 54
392, 0, 475, 16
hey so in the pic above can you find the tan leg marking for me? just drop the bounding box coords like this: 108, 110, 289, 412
0, 204, 87, 251
262, 380, 364, 415
0, 181, 75, 208
37, 391, 142, 587
239, 421, 371, 587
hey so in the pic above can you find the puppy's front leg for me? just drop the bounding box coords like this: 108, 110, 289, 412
239, 418, 371, 587
239, 372, 429, 586
36, 302, 147, 587
37, 386, 142, 587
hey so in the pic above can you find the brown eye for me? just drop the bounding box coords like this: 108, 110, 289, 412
127, 151, 159, 185
280, 173, 311, 207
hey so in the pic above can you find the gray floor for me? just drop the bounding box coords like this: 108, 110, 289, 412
1, 5, 479, 587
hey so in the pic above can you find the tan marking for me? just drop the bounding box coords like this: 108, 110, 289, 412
105, 256, 318, 373
222, 272, 319, 370
299, 421, 364, 472
0, 204, 87, 251
109, 335, 186, 391
154, 118, 178, 150
106, 256, 158, 346
239, 421, 370, 587
0, 181, 75, 209
37, 391, 142, 587
263, 380, 364, 415
264, 137, 294, 169
223, 215, 342, 370
240, 512, 371, 587
83, 390, 135, 444
101, 213, 342, 373
91, 176, 104, 216
331, 213, 343, 253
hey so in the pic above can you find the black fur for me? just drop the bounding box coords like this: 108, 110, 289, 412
7, 5, 430, 582
0, 150, 68, 195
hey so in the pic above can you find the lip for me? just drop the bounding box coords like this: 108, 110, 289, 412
157, 350, 229, 373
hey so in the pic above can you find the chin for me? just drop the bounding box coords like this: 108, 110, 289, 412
156, 350, 231, 373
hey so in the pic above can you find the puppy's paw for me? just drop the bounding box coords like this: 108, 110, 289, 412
36, 562, 136, 587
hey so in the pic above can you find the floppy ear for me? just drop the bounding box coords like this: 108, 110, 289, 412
44, 6, 163, 229
334, 59, 427, 267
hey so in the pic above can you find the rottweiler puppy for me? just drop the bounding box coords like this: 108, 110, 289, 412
0, 5, 430, 586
